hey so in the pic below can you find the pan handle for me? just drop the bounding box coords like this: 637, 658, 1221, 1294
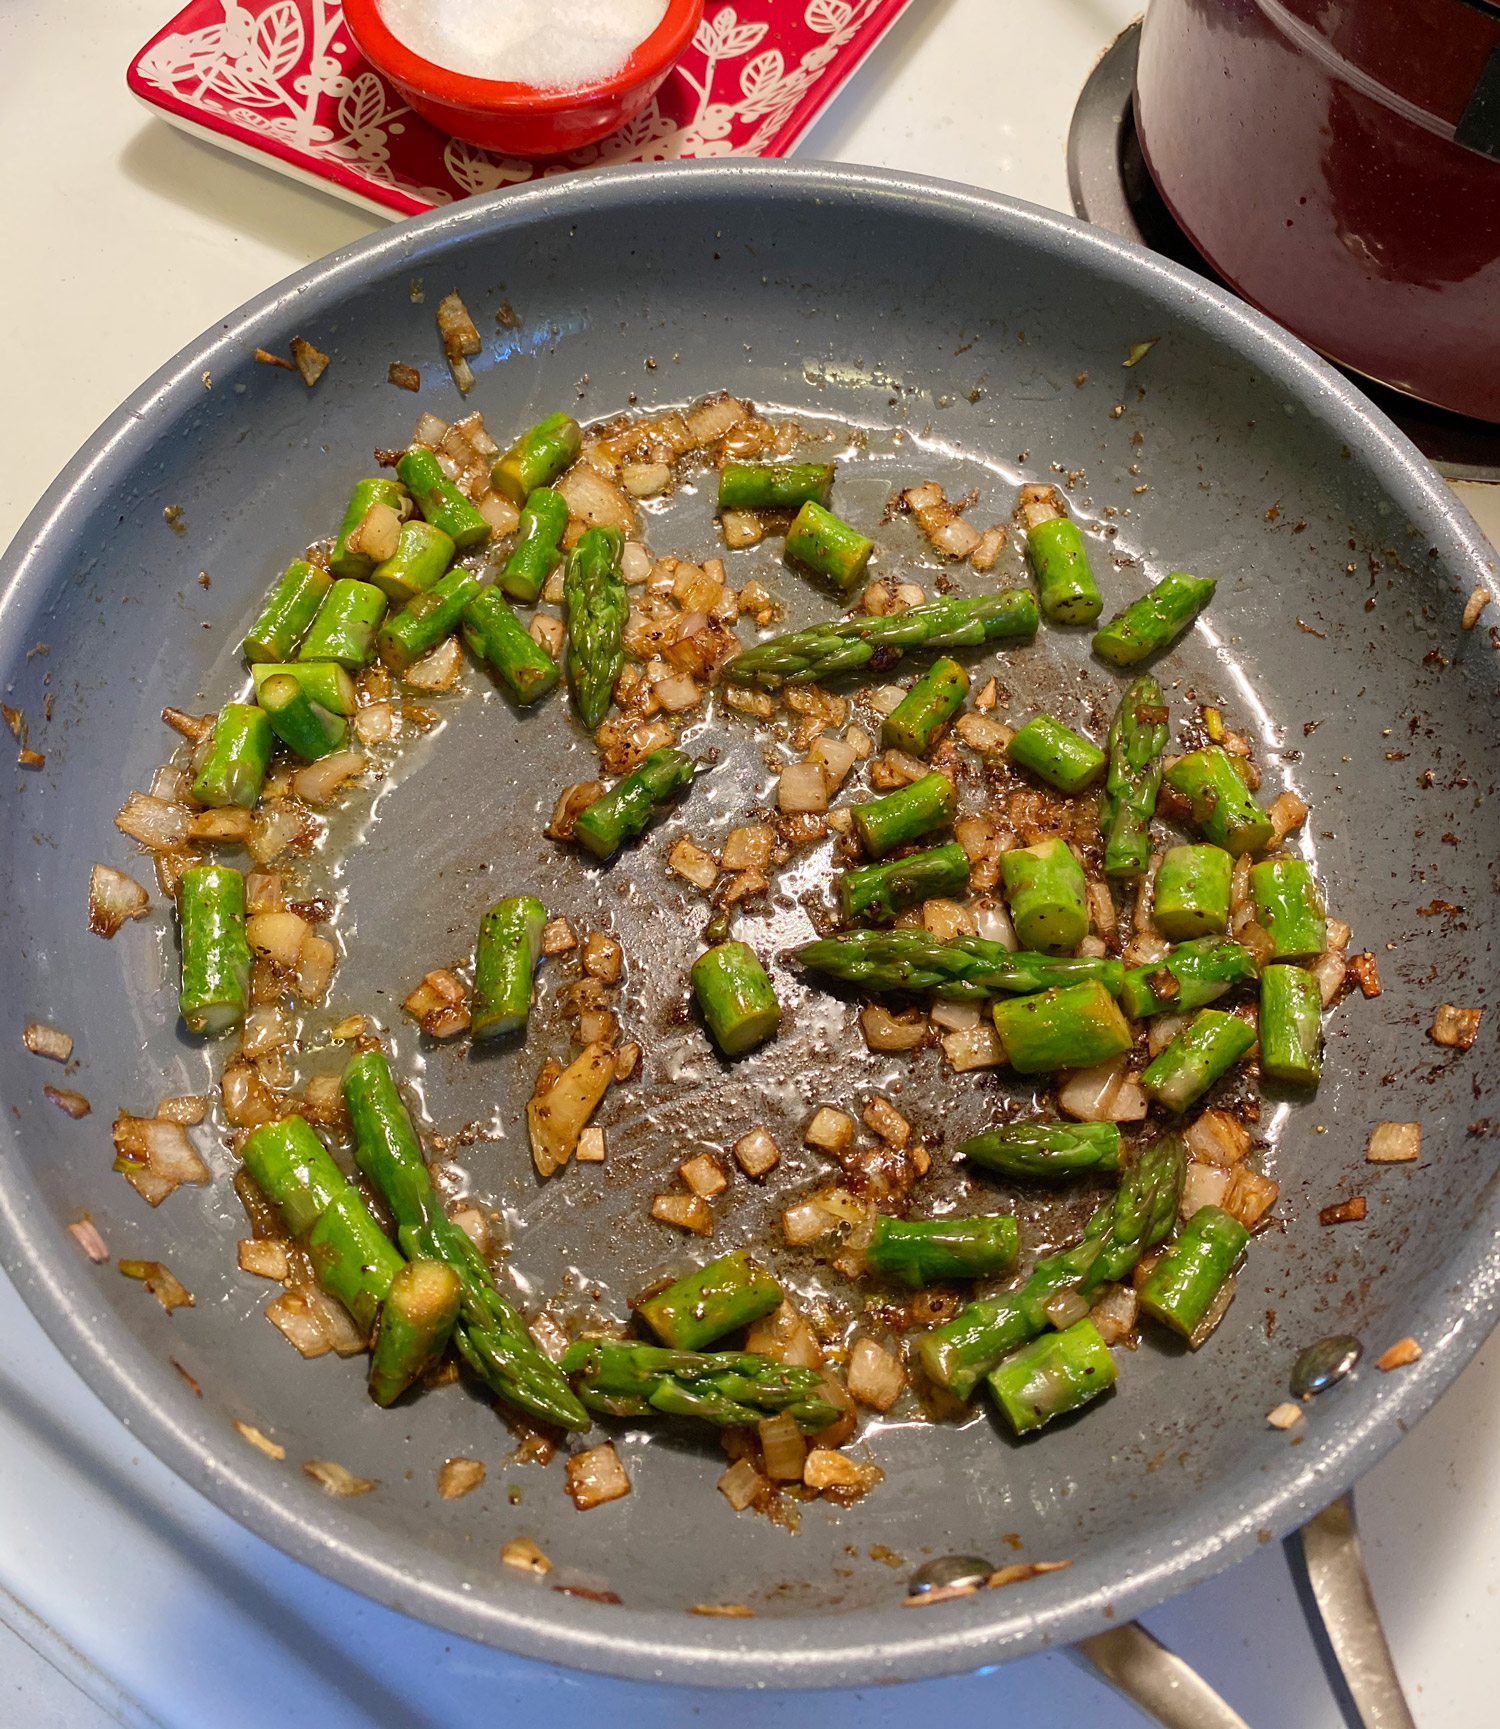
1069, 1621, 1254, 1729
1287, 1492, 1417, 1729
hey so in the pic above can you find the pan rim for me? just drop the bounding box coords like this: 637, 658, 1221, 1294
1, 157, 1496, 1688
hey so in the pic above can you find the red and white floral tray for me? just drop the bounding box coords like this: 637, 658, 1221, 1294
128, 0, 910, 219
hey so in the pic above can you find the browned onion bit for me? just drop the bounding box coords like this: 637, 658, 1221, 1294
67, 1217, 108, 1262
388, 362, 420, 391
1319, 1197, 1367, 1227
253, 348, 296, 371
303, 1459, 377, 1496
119, 1259, 195, 1311
288, 336, 330, 387
45, 1086, 91, 1119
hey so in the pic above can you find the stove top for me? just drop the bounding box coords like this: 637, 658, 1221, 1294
1067, 21, 1500, 484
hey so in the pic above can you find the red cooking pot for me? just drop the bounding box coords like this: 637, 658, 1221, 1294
1134, 0, 1500, 423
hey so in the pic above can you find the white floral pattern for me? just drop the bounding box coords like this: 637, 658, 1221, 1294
130, 0, 905, 216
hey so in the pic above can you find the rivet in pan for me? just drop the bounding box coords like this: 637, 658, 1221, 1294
1291, 1335, 1363, 1397
907, 1554, 994, 1595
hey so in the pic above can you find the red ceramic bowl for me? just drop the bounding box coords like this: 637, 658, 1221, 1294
342, 0, 704, 158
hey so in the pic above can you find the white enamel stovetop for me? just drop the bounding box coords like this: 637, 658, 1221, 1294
2, 3, 1498, 1725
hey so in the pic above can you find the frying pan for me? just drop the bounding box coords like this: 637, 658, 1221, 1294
0, 162, 1495, 1689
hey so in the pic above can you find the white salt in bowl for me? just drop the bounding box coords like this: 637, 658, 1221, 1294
343, 0, 704, 156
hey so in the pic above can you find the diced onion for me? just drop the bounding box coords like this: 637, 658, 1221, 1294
246, 910, 311, 968
668, 837, 719, 889
404, 636, 464, 691
718, 1457, 767, 1511
1367, 1121, 1420, 1163
860, 1004, 927, 1051
1089, 1283, 1138, 1346
1222, 1166, 1279, 1228
501, 1536, 553, 1573
1057, 1056, 1126, 1121
304, 1457, 378, 1496
24, 1023, 73, 1062
973, 898, 1018, 949
1180, 1162, 1231, 1217
1185, 1109, 1250, 1165
436, 1457, 486, 1500
847, 1337, 904, 1411
804, 1107, 854, 1152
114, 792, 191, 851
929, 1000, 981, 1032
758, 1412, 808, 1481
783, 1200, 837, 1245
292, 750, 365, 806
942, 1025, 1006, 1071
1310, 949, 1348, 1007
88, 863, 149, 937
565, 1443, 632, 1509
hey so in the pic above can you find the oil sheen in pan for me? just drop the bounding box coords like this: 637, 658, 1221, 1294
211, 399, 1308, 1557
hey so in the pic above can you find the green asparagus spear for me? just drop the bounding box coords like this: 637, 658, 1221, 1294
1164, 749, 1274, 856
490, 413, 582, 506
1093, 571, 1216, 667
1000, 837, 1090, 951
988, 1318, 1116, 1433
918, 1205, 1113, 1397
1118, 936, 1261, 1019
1007, 715, 1106, 794
563, 525, 628, 730
718, 463, 835, 513
795, 930, 1125, 1000
307, 1188, 408, 1332
1025, 517, 1104, 625
242, 1116, 404, 1334
1137, 1205, 1249, 1339
1140, 1009, 1257, 1111
1154, 844, 1233, 939
1100, 676, 1169, 879
239, 1113, 347, 1237
298, 579, 388, 670
560, 1339, 838, 1431
499, 487, 569, 603
368, 1259, 462, 1406
865, 1215, 1019, 1288
838, 841, 970, 925
1259, 963, 1322, 1085
572, 746, 694, 860
471, 896, 546, 1040
1077, 1132, 1187, 1293
692, 941, 781, 1056
243, 558, 332, 663
636, 1250, 783, 1352
992, 979, 1135, 1073
785, 500, 874, 589
342, 1049, 588, 1430
397, 446, 491, 549
258, 671, 347, 761
329, 478, 409, 581
723, 590, 1038, 686
881, 658, 969, 757
959, 1120, 1121, 1179
368, 520, 455, 605
190, 703, 273, 809
377, 565, 485, 675
460, 587, 559, 705
852, 771, 957, 858
250, 659, 357, 716
1248, 858, 1326, 962
177, 864, 251, 1035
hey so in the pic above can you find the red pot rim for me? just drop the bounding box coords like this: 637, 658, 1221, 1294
341, 0, 703, 114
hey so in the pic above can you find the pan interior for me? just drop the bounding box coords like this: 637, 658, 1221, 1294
0, 166, 1495, 1679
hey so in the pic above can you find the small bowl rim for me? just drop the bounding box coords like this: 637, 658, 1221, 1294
341, 0, 704, 115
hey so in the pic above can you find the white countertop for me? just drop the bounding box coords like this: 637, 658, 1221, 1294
3, 3, 1498, 1725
